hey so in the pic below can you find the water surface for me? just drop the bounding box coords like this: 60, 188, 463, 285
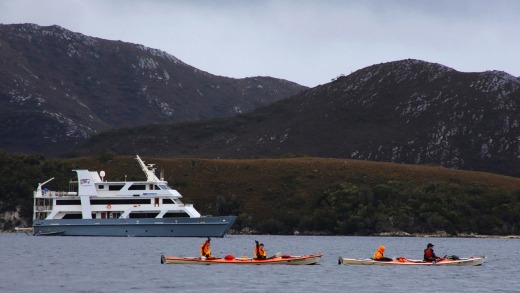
1, 234, 517, 292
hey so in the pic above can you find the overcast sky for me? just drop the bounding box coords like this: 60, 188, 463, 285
1, 0, 519, 87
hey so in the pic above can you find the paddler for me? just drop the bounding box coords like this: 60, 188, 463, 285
373, 245, 392, 261
200, 237, 212, 258
423, 243, 442, 262
254, 240, 267, 260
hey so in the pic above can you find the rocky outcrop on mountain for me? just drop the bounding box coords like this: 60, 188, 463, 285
0, 23, 306, 156
79, 59, 520, 177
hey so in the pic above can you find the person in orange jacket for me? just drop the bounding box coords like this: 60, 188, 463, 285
254, 240, 267, 260
200, 237, 212, 258
373, 245, 392, 261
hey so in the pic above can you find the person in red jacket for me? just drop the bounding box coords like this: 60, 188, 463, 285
423, 243, 442, 262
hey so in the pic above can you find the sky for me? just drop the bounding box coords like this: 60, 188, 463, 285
1, 0, 519, 87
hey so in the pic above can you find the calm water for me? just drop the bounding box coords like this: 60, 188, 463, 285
1, 233, 518, 292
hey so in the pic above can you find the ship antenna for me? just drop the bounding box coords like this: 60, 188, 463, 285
136, 155, 160, 181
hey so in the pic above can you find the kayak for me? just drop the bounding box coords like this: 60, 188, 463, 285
338, 256, 485, 266
161, 254, 323, 265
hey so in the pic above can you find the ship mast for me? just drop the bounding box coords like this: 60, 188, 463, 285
136, 155, 161, 182
36, 177, 55, 196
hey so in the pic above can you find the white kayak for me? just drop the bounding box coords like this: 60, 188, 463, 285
338, 256, 485, 266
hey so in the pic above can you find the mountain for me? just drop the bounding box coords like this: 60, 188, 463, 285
0, 23, 307, 156
79, 59, 520, 177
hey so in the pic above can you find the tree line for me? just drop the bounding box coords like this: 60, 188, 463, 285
1, 151, 519, 235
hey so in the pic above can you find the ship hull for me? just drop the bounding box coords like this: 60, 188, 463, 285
33, 216, 237, 237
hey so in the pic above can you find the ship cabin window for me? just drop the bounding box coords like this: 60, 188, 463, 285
98, 185, 105, 190
62, 213, 82, 219
90, 199, 150, 205
108, 185, 125, 191
110, 212, 121, 219
157, 184, 171, 190
129, 184, 146, 190
56, 200, 82, 205
163, 199, 174, 204
163, 212, 189, 218
129, 212, 160, 218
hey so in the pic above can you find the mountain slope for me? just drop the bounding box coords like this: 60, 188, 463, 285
0, 23, 307, 155
79, 59, 520, 177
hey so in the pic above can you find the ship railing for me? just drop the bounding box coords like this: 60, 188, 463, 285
166, 203, 193, 208
40, 191, 78, 197
34, 206, 52, 211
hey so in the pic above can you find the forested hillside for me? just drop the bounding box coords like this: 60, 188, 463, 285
2, 152, 519, 235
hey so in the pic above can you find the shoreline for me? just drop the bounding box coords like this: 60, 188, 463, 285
3, 228, 519, 239
378, 234, 520, 239
373, 231, 520, 239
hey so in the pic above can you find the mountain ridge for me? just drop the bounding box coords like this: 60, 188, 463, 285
79, 59, 520, 177
0, 23, 307, 156
3, 23, 520, 177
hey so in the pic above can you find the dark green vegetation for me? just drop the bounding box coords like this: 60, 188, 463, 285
1, 151, 520, 235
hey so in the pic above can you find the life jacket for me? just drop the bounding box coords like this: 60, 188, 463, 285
373, 245, 385, 260
424, 248, 435, 261
396, 256, 407, 262
200, 241, 211, 257
373, 251, 384, 259
255, 244, 267, 259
